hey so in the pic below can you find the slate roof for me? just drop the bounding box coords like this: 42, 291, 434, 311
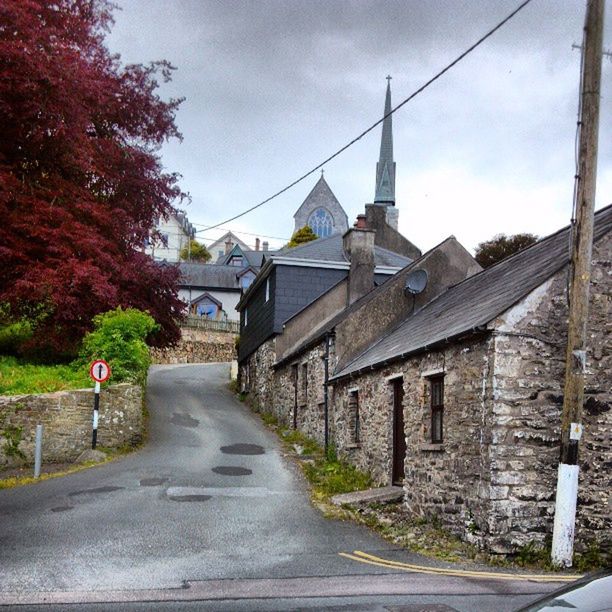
178, 263, 242, 290
216, 246, 271, 268
274, 234, 412, 268
332, 204, 612, 380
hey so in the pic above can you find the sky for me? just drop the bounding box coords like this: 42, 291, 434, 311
105, 0, 612, 254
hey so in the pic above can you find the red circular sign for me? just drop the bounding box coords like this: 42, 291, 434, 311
89, 359, 111, 383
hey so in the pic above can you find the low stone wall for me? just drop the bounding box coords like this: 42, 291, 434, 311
151, 327, 237, 365
0, 384, 143, 466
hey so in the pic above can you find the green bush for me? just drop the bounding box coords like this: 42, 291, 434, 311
0, 320, 33, 355
79, 308, 158, 385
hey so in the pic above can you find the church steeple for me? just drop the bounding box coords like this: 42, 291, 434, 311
374, 76, 396, 206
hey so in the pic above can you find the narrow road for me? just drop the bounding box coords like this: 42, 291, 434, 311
0, 364, 564, 610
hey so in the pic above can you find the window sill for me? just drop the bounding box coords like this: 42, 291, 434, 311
419, 443, 445, 452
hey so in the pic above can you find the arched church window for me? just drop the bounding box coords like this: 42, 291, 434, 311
308, 208, 333, 238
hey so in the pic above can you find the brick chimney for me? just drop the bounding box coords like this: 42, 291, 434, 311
225, 238, 233, 255
255, 237, 260, 251
262, 241, 269, 252
343, 220, 375, 305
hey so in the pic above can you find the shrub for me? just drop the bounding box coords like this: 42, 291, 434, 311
0, 320, 33, 355
79, 308, 158, 385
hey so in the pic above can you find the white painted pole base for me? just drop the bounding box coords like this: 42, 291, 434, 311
551, 463, 579, 567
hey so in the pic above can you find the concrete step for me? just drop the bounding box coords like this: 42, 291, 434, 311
330, 485, 403, 506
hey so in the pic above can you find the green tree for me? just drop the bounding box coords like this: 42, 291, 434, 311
287, 226, 318, 248
180, 239, 211, 262
79, 308, 159, 385
475, 233, 538, 268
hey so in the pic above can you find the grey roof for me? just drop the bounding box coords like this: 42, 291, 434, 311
178, 263, 242, 290
274, 233, 412, 268
217, 245, 271, 268
333, 204, 612, 380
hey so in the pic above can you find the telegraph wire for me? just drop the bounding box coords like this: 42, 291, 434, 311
201, 0, 534, 232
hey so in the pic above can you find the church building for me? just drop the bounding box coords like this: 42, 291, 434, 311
292, 173, 348, 238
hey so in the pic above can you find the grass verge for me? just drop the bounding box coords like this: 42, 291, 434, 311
0, 355, 91, 395
0, 444, 135, 490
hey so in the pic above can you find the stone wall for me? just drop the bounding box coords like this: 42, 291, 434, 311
241, 338, 277, 413
0, 384, 143, 466
151, 327, 237, 364
486, 232, 611, 554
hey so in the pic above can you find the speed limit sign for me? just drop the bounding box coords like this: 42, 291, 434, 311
89, 359, 111, 383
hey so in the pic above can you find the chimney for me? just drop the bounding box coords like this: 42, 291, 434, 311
354, 214, 367, 229
343, 220, 375, 305
225, 238, 233, 255
262, 241, 269, 252
255, 237, 260, 251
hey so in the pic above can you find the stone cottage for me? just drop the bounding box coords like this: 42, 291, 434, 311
241, 204, 611, 556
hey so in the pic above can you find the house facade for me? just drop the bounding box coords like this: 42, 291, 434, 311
145, 212, 195, 263
241, 205, 611, 557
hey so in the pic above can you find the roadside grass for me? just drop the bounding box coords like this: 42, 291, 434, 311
247, 405, 372, 505
0, 355, 91, 395
0, 444, 136, 490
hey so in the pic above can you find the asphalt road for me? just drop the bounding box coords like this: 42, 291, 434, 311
0, 363, 566, 610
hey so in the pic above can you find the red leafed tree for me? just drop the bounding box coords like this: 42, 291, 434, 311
0, 0, 186, 357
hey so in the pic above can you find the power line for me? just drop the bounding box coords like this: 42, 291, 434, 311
201, 0, 534, 233
191, 224, 289, 241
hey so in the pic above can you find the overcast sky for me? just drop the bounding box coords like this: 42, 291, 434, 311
106, 0, 611, 253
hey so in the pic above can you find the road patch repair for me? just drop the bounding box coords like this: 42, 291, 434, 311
212, 466, 252, 475
220, 443, 265, 455
338, 551, 583, 583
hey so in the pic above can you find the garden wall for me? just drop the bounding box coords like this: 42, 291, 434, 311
150, 327, 236, 364
0, 383, 143, 466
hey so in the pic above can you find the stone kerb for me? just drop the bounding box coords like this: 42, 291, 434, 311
0, 383, 143, 466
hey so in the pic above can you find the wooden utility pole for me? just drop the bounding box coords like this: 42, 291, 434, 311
551, 0, 604, 568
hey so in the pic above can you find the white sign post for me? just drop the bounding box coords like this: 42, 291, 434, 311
89, 360, 111, 449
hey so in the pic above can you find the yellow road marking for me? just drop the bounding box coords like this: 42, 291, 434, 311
339, 551, 582, 583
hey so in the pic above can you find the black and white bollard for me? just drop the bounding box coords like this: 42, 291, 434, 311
92, 381, 100, 449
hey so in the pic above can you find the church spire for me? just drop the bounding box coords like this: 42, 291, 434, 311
374, 76, 396, 206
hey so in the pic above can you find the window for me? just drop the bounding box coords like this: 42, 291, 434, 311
307, 208, 334, 238
430, 375, 444, 443
349, 390, 360, 444
244, 309, 248, 326
239, 271, 255, 289
265, 278, 270, 302
160, 232, 169, 247
229, 255, 243, 267
301, 363, 308, 404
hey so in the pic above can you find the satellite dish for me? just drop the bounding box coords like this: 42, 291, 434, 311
404, 269, 428, 295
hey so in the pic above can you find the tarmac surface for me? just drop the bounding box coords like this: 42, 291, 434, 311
0, 363, 568, 610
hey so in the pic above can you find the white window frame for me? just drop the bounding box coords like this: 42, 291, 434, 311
265, 278, 270, 302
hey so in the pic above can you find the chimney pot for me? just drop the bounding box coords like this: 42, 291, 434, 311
354, 214, 367, 229
255, 238, 260, 251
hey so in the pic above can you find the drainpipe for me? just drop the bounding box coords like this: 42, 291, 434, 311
323, 333, 331, 456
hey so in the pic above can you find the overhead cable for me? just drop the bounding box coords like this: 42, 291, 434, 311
201, 0, 534, 232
